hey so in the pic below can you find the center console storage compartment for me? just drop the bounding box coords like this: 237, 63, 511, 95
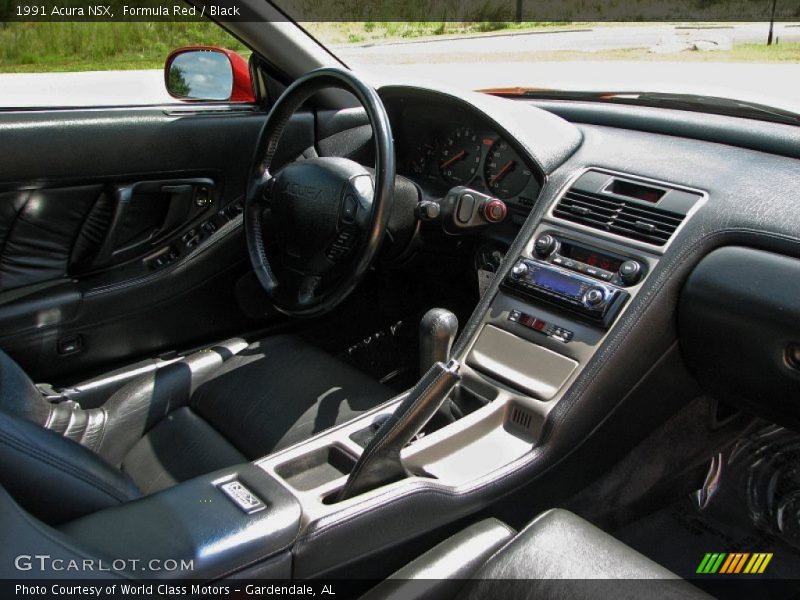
466, 325, 577, 400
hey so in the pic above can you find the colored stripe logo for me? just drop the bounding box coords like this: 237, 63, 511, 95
696, 553, 773, 574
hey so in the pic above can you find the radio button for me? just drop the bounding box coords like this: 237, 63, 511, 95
583, 287, 606, 307
511, 262, 529, 278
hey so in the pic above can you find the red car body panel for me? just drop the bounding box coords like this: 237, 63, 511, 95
164, 45, 255, 103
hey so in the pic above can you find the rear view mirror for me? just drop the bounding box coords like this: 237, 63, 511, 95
165, 47, 254, 102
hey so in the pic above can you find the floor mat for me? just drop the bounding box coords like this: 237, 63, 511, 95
613, 424, 800, 598
301, 256, 480, 392
337, 317, 420, 391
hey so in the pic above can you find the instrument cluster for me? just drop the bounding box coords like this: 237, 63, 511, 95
400, 118, 541, 210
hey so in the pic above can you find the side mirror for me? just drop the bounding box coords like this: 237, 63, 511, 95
165, 47, 254, 102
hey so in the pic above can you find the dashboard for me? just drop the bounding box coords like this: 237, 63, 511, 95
378, 83, 800, 436
386, 98, 543, 220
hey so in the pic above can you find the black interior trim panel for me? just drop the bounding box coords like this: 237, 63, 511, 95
679, 246, 800, 429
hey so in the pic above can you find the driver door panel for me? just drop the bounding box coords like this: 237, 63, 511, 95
0, 106, 320, 382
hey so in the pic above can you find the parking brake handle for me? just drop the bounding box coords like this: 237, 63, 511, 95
338, 359, 461, 501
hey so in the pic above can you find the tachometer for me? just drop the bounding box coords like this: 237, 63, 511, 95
484, 139, 532, 199
439, 127, 482, 185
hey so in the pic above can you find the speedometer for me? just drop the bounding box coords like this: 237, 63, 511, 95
439, 127, 482, 185
484, 139, 532, 199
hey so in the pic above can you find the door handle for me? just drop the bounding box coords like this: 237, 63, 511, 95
90, 178, 215, 269
92, 184, 134, 267
158, 184, 194, 236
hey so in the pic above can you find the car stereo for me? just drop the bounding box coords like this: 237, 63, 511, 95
502, 257, 629, 328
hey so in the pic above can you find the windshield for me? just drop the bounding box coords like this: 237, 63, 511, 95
300, 20, 800, 117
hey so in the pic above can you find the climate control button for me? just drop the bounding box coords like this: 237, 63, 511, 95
618, 260, 644, 285
534, 234, 558, 257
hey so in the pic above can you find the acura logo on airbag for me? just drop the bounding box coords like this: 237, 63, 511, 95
281, 181, 325, 201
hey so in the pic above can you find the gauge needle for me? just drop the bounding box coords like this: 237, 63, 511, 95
440, 150, 466, 169
490, 161, 515, 185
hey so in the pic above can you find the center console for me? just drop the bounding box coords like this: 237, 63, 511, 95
242, 168, 708, 577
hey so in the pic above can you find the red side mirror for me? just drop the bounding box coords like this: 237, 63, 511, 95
165, 46, 254, 103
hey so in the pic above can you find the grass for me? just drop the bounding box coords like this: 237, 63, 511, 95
0, 20, 578, 72
0, 22, 249, 72
0, 20, 797, 73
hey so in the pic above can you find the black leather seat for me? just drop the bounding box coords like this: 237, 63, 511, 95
364, 509, 710, 600
0, 335, 392, 523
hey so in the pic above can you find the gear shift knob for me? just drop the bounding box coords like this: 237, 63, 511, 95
419, 308, 459, 376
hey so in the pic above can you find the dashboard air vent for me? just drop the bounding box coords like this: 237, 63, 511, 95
553, 188, 686, 246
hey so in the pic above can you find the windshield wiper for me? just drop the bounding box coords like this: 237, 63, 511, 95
485, 88, 800, 127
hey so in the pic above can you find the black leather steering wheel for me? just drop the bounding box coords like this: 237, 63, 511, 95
244, 67, 395, 317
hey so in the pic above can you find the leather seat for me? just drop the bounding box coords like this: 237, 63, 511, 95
0, 335, 392, 523
364, 509, 711, 600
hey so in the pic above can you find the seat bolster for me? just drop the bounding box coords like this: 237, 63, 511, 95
0, 412, 140, 525
0, 349, 51, 424
121, 407, 247, 495
458, 509, 710, 600
361, 519, 515, 600
96, 343, 244, 466
0, 485, 125, 579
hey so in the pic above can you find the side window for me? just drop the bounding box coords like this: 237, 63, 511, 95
0, 21, 253, 107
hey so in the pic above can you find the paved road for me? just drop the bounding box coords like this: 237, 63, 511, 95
335, 22, 800, 59
0, 69, 172, 107
1, 23, 799, 110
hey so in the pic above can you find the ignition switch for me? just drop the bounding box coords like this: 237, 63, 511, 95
440, 186, 508, 233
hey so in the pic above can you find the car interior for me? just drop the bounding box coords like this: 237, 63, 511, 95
2, 4, 800, 598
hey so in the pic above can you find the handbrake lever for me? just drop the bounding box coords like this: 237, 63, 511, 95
338, 359, 461, 501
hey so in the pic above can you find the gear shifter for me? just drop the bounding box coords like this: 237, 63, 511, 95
419, 308, 458, 376
338, 359, 461, 501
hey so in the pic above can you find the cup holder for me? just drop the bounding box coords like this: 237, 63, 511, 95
275, 445, 357, 492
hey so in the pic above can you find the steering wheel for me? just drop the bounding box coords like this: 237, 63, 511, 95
244, 67, 395, 317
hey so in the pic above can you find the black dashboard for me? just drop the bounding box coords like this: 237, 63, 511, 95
377, 83, 800, 434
